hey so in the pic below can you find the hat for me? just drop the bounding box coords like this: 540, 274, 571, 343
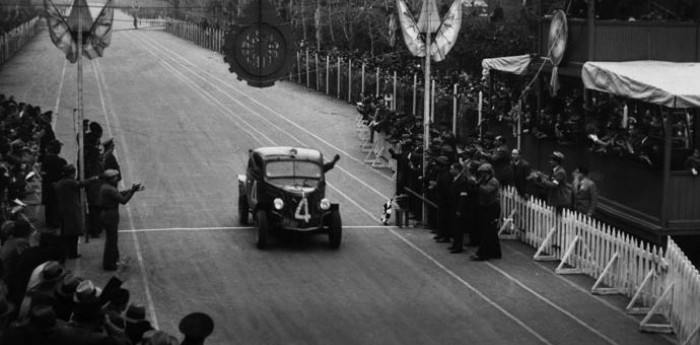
103, 169, 120, 178
41, 261, 65, 284
549, 151, 565, 162
126, 304, 146, 323
56, 274, 82, 299
29, 304, 56, 329
511, 149, 520, 155
62, 164, 76, 176
478, 163, 494, 174
12, 219, 31, 238
142, 330, 179, 345
494, 135, 504, 143
179, 312, 214, 340
435, 156, 450, 165
73, 280, 101, 303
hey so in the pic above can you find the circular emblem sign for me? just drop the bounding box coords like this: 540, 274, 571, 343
548, 10, 568, 67
235, 23, 288, 77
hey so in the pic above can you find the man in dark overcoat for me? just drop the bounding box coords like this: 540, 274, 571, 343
41, 140, 67, 228
54, 165, 97, 259
447, 162, 468, 253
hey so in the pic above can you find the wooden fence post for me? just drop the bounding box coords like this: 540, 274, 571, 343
348, 59, 352, 102
361, 63, 366, 97
315, 53, 320, 90
326, 55, 329, 94
393, 71, 397, 111
453, 83, 457, 135
306, 49, 310, 87
412, 74, 417, 115
337, 57, 341, 99
376, 67, 380, 97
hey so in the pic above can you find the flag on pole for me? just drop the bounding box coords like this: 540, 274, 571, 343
396, 0, 425, 57
44, 0, 115, 63
83, 0, 114, 59
44, 0, 76, 61
429, 0, 462, 62
416, 0, 440, 34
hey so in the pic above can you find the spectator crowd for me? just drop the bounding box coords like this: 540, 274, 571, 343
0, 94, 214, 344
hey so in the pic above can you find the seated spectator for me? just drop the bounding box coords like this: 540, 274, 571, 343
0, 219, 32, 276
0, 304, 68, 345
685, 148, 700, 176
143, 330, 180, 345
125, 303, 154, 345
102, 288, 129, 330
53, 274, 82, 321
179, 312, 215, 345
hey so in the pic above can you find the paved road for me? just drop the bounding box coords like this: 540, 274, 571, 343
0, 12, 677, 345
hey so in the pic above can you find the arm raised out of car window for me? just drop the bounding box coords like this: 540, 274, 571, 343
323, 154, 341, 173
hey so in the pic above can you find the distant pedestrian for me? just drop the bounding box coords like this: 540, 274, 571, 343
471, 163, 502, 261
572, 166, 598, 217
99, 170, 143, 271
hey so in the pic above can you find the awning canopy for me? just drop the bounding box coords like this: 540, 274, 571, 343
481, 54, 533, 76
582, 61, 700, 109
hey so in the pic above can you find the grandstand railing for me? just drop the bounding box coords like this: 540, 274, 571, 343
500, 185, 700, 344
0, 17, 43, 65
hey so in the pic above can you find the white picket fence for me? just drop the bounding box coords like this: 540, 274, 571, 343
499, 185, 700, 344
0, 17, 43, 65
164, 19, 226, 53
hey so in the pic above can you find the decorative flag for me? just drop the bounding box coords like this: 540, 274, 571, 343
44, 0, 114, 63
388, 13, 397, 47
396, 0, 425, 57
83, 0, 114, 60
416, 0, 440, 34
44, 0, 76, 61
429, 0, 462, 62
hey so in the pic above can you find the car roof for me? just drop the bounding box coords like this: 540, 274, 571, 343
253, 147, 323, 162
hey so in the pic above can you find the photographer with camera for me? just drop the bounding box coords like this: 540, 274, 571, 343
99, 170, 144, 271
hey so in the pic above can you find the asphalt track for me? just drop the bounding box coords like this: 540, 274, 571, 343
0, 12, 678, 345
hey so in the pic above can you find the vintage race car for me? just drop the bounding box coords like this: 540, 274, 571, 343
238, 147, 342, 249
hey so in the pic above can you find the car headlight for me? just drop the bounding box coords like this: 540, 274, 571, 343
273, 198, 284, 210
320, 198, 331, 210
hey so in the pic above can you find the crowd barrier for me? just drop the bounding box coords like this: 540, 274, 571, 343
0, 17, 43, 65
499, 185, 700, 344
157, 19, 700, 343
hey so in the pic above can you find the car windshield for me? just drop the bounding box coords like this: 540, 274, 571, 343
265, 160, 322, 188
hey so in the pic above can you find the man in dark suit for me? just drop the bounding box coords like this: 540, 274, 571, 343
511, 149, 532, 197
41, 140, 67, 228
432, 157, 453, 243
448, 162, 469, 253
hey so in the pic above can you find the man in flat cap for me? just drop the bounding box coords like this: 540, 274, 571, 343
99, 170, 143, 271
534, 151, 571, 214
179, 312, 214, 345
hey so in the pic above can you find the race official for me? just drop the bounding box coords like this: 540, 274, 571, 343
471, 163, 502, 261
99, 170, 143, 271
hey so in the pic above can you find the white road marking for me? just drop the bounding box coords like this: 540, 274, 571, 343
52, 59, 67, 131
92, 59, 159, 329
131, 32, 632, 345
119, 225, 393, 233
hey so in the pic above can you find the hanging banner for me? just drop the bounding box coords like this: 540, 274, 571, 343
44, 0, 115, 63
396, 0, 425, 57
429, 0, 462, 62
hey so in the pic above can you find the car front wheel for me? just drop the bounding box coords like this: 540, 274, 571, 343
256, 209, 269, 249
238, 195, 249, 225
328, 211, 342, 249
